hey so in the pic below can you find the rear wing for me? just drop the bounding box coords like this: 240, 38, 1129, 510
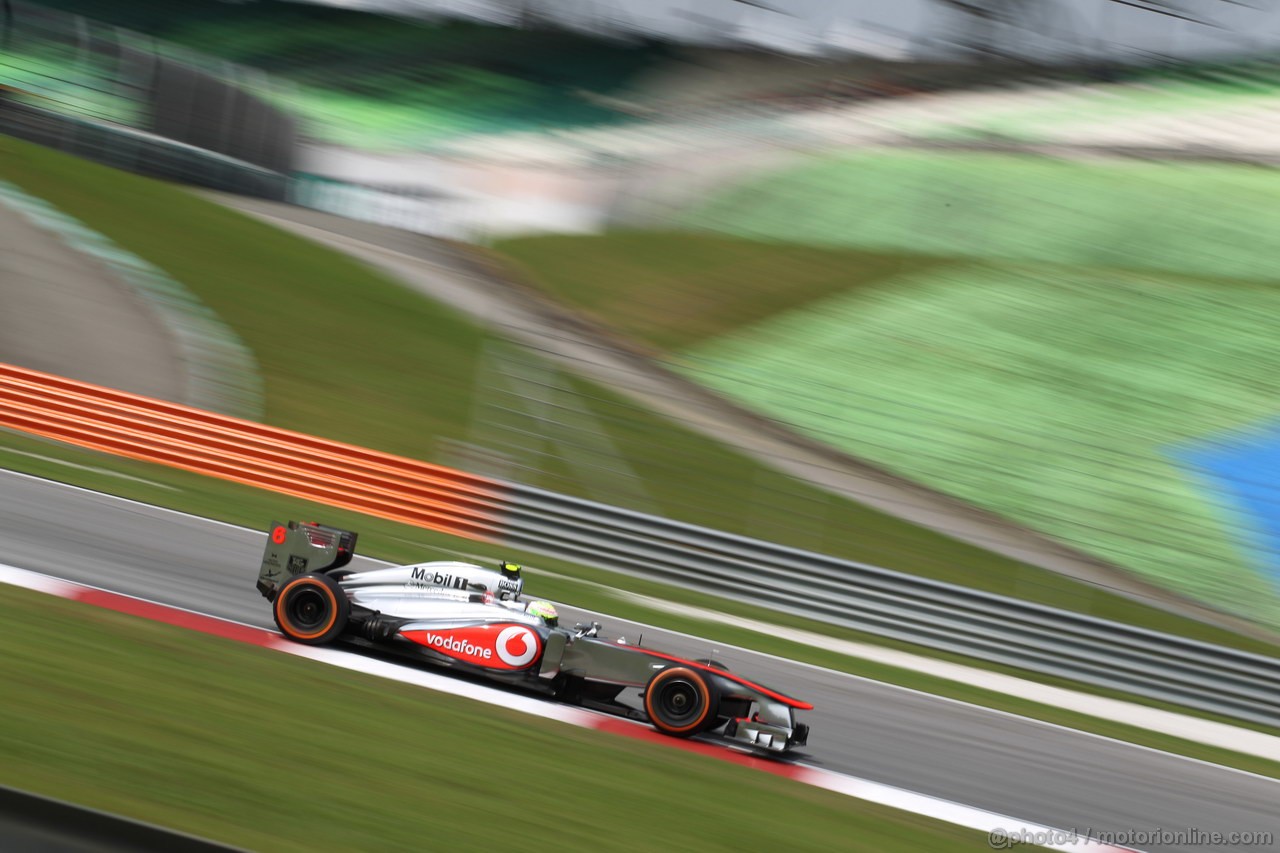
257, 520, 358, 600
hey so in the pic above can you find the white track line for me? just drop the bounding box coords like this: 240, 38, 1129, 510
621, 592, 1280, 763
1, 448, 179, 489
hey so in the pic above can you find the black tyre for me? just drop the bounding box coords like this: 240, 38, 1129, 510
643, 667, 720, 738
273, 572, 349, 645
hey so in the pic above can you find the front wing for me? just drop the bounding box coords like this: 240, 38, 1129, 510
556, 636, 811, 753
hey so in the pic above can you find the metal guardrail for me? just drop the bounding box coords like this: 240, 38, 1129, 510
0, 100, 291, 199
499, 482, 1280, 728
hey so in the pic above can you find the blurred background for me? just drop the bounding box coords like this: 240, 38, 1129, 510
7, 0, 1280, 635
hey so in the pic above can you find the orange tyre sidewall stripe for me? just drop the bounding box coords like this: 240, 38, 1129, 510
644, 668, 712, 734
276, 578, 339, 641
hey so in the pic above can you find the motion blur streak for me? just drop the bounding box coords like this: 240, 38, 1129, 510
0, 561, 1139, 853
0, 362, 504, 540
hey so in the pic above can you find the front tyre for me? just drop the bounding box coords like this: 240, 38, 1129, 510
643, 667, 720, 738
273, 572, 349, 645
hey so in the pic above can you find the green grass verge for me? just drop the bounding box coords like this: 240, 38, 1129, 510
495, 232, 943, 351
680, 150, 1280, 284
0, 584, 983, 851
678, 261, 1280, 628
672, 150, 1280, 632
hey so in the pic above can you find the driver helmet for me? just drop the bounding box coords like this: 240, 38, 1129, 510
525, 599, 559, 628
496, 560, 524, 600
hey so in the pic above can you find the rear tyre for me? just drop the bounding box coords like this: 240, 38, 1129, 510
643, 667, 720, 738
274, 572, 349, 645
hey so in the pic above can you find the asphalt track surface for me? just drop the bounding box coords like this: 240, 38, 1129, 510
2, 470, 1278, 851
0, 199, 183, 403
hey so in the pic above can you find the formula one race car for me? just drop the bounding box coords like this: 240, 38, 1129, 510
256, 520, 811, 753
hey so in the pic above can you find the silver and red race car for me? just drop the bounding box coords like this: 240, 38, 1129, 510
256, 520, 811, 754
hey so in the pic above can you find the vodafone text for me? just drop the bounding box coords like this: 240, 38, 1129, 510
423, 632, 491, 660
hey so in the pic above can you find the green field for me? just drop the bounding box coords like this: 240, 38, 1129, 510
671, 151, 1280, 629
682, 150, 1280, 282
0, 585, 982, 851
493, 232, 942, 351
681, 262, 1280, 626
